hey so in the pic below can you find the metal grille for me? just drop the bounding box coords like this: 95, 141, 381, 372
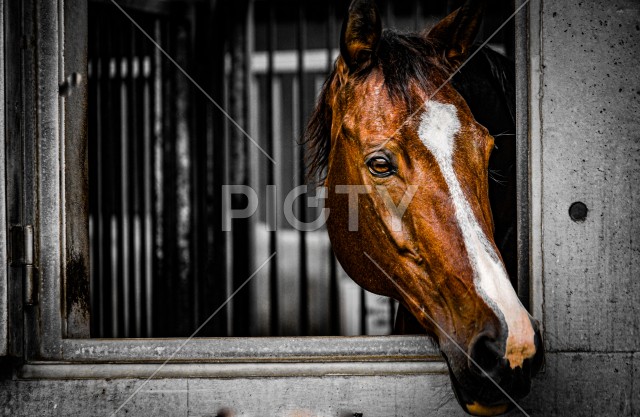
88, 3, 229, 338
87, 0, 515, 338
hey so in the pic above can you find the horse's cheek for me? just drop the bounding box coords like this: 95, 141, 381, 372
325, 189, 395, 297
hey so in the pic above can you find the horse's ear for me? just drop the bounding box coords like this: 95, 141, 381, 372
425, 0, 484, 67
340, 0, 382, 72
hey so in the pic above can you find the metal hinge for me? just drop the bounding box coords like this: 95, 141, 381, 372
9, 225, 36, 305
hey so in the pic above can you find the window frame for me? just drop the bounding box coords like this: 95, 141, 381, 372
0, 0, 7, 358
6, 0, 537, 379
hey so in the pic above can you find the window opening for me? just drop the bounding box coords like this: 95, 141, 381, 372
86, 0, 517, 338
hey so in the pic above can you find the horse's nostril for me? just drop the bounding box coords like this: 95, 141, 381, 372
468, 333, 505, 379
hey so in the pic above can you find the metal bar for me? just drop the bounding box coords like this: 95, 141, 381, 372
129, 13, 144, 337
173, 19, 194, 335
4, 0, 26, 357
326, 0, 340, 336
413, 0, 422, 31
141, 18, 155, 338
148, 17, 163, 337
447, 0, 463, 14
61, 0, 90, 339
266, 0, 279, 336
0, 0, 7, 356
120, 13, 134, 338
190, 9, 204, 336
137, 19, 149, 338
159, 18, 180, 336
360, 289, 367, 335
96, 6, 108, 338
296, 1, 309, 336
385, 0, 394, 28
88, 5, 104, 337
389, 298, 396, 333
228, 0, 250, 338
118, 16, 130, 338
28, 0, 61, 358
103, 10, 118, 338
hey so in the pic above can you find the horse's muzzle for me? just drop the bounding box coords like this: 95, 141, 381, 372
444, 319, 544, 416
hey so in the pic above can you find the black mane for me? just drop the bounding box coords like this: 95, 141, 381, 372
303, 26, 519, 290
304, 29, 450, 183
304, 28, 515, 188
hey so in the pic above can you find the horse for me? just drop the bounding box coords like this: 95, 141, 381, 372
304, 0, 544, 415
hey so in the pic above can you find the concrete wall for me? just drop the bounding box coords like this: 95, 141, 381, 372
1, 0, 639, 416
0, 374, 470, 417
523, 0, 640, 415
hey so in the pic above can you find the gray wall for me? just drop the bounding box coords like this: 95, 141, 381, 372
1, 0, 639, 416
523, 0, 640, 415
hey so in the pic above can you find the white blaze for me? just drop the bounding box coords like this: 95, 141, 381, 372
417, 100, 535, 369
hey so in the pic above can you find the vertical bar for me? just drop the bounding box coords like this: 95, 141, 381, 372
174, 19, 194, 335
104, 10, 119, 338
4, 0, 25, 355
190, 5, 203, 335
191, 1, 229, 337
0, 0, 7, 355
148, 17, 164, 337
388, 297, 395, 333
140, 21, 153, 337
360, 288, 367, 335
326, 0, 340, 336
160, 18, 173, 336
62, 0, 90, 338
206, 3, 223, 336
385, 0, 394, 28
296, 1, 309, 336
25, 0, 62, 356
228, 0, 250, 337
159, 19, 181, 335
88, 5, 104, 337
115, 16, 128, 338
266, 0, 279, 336
97, 7, 109, 338
447, 0, 461, 14
129, 13, 144, 337
153, 17, 173, 337
139, 20, 151, 338
413, 0, 422, 31
121, 15, 132, 338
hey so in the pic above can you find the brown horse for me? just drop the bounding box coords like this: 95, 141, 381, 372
305, 0, 543, 415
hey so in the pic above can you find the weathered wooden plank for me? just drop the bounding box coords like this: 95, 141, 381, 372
521, 352, 636, 416
541, 0, 640, 352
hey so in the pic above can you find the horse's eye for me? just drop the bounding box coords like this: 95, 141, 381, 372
367, 156, 395, 177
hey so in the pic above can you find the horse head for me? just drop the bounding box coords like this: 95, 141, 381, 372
305, 0, 543, 415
